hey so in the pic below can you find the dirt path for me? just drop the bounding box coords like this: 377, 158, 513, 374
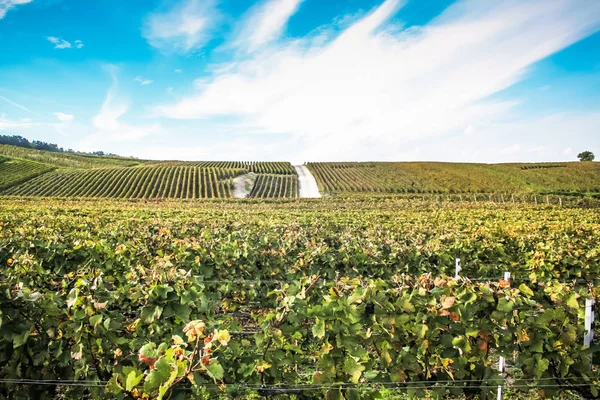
232, 173, 256, 198
294, 165, 321, 198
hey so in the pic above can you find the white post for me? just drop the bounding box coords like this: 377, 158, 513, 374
455, 258, 461, 279
535, 196, 537, 205
546, 196, 549, 205
474, 195, 476, 202
585, 299, 595, 364
498, 271, 511, 400
559, 197, 562, 206
511, 194, 515, 204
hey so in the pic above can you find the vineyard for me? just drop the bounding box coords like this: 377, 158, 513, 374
248, 174, 299, 198
0, 158, 55, 191
2, 166, 245, 199
149, 161, 297, 175
0, 144, 300, 199
0, 145, 140, 169
0, 198, 599, 399
307, 162, 600, 195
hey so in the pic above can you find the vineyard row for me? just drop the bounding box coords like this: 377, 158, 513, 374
249, 174, 299, 198
2, 166, 244, 199
149, 161, 296, 175
0, 159, 54, 191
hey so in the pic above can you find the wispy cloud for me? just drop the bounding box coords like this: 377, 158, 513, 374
154, 0, 600, 161
0, 0, 33, 20
235, 0, 304, 52
81, 66, 161, 150
0, 94, 30, 112
46, 36, 84, 50
47, 36, 72, 49
134, 76, 153, 86
143, 0, 220, 53
53, 112, 74, 122
0, 114, 39, 130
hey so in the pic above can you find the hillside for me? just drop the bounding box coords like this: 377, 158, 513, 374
307, 161, 600, 195
1, 144, 599, 199
0, 145, 299, 198
0, 144, 141, 169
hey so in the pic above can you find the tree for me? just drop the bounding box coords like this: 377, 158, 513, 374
577, 151, 595, 162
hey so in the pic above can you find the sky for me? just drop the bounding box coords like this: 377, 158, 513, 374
0, 0, 599, 163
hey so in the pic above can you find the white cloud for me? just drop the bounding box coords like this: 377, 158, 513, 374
0, 0, 33, 20
47, 36, 72, 49
143, 0, 220, 53
174, 69, 182, 74
134, 76, 154, 86
0, 95, 30, 112
564, 147, 573, 155
46, 36, 84, 49
154, 0, 600, 161
235, 0, 304, 52
53, 112, 74, 122
0, 114, 39, 130
80, 67, 161, 150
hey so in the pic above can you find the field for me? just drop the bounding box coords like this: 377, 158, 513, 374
1, 197, 599, 399
0, 145, 299, 199
248, 174, 299, 198
307, 162, 600, 195
0, 145, 141, 169
0, 158, 55, 191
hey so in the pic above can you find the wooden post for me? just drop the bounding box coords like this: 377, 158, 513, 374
559, 197, 562, 206
511, 194, 515, 204
501, 194, 504, 203
534, 196, 537, 204
546, 196, 549, 205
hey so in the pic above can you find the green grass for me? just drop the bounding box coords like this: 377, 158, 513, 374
307, 161, 600, 194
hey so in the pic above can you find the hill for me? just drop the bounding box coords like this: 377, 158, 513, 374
0, 144, 140, 169
1, 144, 599, 199
0, 145, 299, 198
307, 161, 600, 195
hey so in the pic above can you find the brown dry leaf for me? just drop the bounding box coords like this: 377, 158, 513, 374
441, 296, 455, 309
499, 279, 510, 288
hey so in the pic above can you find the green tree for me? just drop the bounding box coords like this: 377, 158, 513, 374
577, 151, 595, 161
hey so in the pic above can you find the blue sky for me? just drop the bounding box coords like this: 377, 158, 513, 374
0, 0, 599, 163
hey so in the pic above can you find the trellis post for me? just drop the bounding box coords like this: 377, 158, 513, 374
585, 299, 595, 363
455, 258, 461, 279
497, 271, 510, 400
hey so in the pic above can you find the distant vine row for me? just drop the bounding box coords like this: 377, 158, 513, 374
248, 174, 298, 198
3, 166, 243, 199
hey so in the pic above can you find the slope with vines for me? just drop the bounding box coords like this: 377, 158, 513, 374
307, 161, 600, 195
2, 166, 242, 199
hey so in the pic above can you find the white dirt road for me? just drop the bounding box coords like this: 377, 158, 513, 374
232, 173, 256, 198
294, 165, 321, 198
